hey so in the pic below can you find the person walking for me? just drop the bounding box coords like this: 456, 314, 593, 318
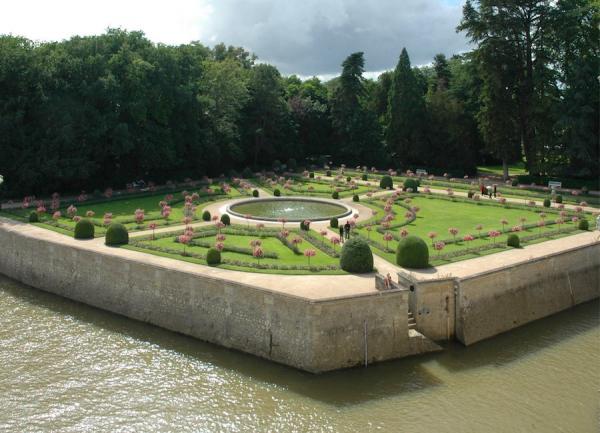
344, 221, 351, 240
339, 225, 344, 244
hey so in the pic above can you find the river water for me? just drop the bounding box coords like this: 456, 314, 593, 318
0, 274, 598, 433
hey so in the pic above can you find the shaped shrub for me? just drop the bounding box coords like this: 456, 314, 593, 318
403, 178, 420, 192
202, 210, 211, 221
362, 174, 368, 181
220, 214, 231, 225
326, 170, 332, 177
543, 198, 551, 207
330, 217, 339, 229
332, 191, 339, 199
252, 189, 259, 198
340, 238, 373, 273
105, 223, 128, 246
396, 235, 429, 269
74, 219, 95, 239
29, 211, 39, 223
380, 175, 393, 190
309, 172, 315, 179
300, 220, 310, 231
353, 194, 360, 202
578, 219, 589, 230
555, 195, 563, 204
507, 234, 520, 248
273, 188, 281, 197
206, 248, 221, 265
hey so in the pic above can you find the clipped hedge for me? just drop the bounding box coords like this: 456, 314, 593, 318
330, 217, 339, 229
74, 219, 95, 239
202, 210, 211, 221
507, 233, 520, 248
220, 214, 231, 225
340, 238, 373, 273
403, 178, 420, 192
206, 248, 221, 265
396, 235, 429, 269
105, 223, 129, 246
29, 211, 39, 223
380, 175, 393, 190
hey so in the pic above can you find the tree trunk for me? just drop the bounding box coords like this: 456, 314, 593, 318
502, 158, 509, 181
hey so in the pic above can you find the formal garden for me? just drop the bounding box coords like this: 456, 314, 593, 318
0, 167, 596, 275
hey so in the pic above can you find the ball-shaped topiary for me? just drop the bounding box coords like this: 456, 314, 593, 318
74, 219, 95, 239
206, 248, 221, 265
309, 172, 315, 179
340, 238, 374, 273
507, 233, 520, 248
346, 176, 352, 182
252, 189, 259, 198
555, 195, 563, 204
202, 210, 211, 221
326, 170, 332, 177
578, 219, 589, 230
273, 188, 281, 197
511, 178, 519, 187
300, 220, 310, 231
332, 191, 339, 199
543, 198, 551, 207
220, 214, 231, 225
403, 178, 420, 192
105, 222, 128, 246
352, 194, 360, 202
380, 175, 393, 190
29, 211, 39, 223
362, 174, 368, 181
396, 235, 429, 269
330, 217, 339, 229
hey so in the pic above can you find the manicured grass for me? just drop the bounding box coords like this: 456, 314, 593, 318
255, 177, 375, 198
477, 162, 528, 176
353, 194, 583, 265
128, 228, 343, 274
3, 185, 241, 235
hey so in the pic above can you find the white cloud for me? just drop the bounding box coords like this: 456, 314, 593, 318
0, 0, 212, 45
1, 0, 468, 75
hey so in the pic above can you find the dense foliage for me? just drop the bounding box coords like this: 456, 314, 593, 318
74, 219, 95, 239
339, 238, 374, 273
506, 234, 520, 248
206, 248, 221, 265
105, 222, 129, 245
0, 3, 596, 197
396, 236, 429, 268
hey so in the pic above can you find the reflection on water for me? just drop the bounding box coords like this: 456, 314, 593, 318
0, 274, 598, 433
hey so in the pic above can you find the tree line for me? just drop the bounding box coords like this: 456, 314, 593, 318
0, 0, 596, 197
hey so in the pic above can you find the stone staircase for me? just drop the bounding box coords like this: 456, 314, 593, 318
408, 311, 417, 330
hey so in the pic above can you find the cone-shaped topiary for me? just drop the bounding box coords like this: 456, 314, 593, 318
202, 210, 211, 221
74, 219, 95, 239
330, 217, 339, 229
340, 238, 374, 273
578, 219, 589, 230
105, 223, 129, 246
206, 248, 221, 265
220, 214, 231, 225
507, 233, 520, 248
380, 175, 393, 190
396, 235, 429, 269
29, 211, 39, 223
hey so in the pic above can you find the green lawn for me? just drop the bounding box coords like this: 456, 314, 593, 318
128, 228, 344, 275
477, 162, 528, 176
353, 194, 583, 265
3, 184, 241, 236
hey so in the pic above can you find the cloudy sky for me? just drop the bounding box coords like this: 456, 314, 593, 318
1, 0, 469, 76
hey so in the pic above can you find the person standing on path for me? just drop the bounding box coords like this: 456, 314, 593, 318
493, 184, 497, 198
339, 225, 344, 243
344, 221, 351, 240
